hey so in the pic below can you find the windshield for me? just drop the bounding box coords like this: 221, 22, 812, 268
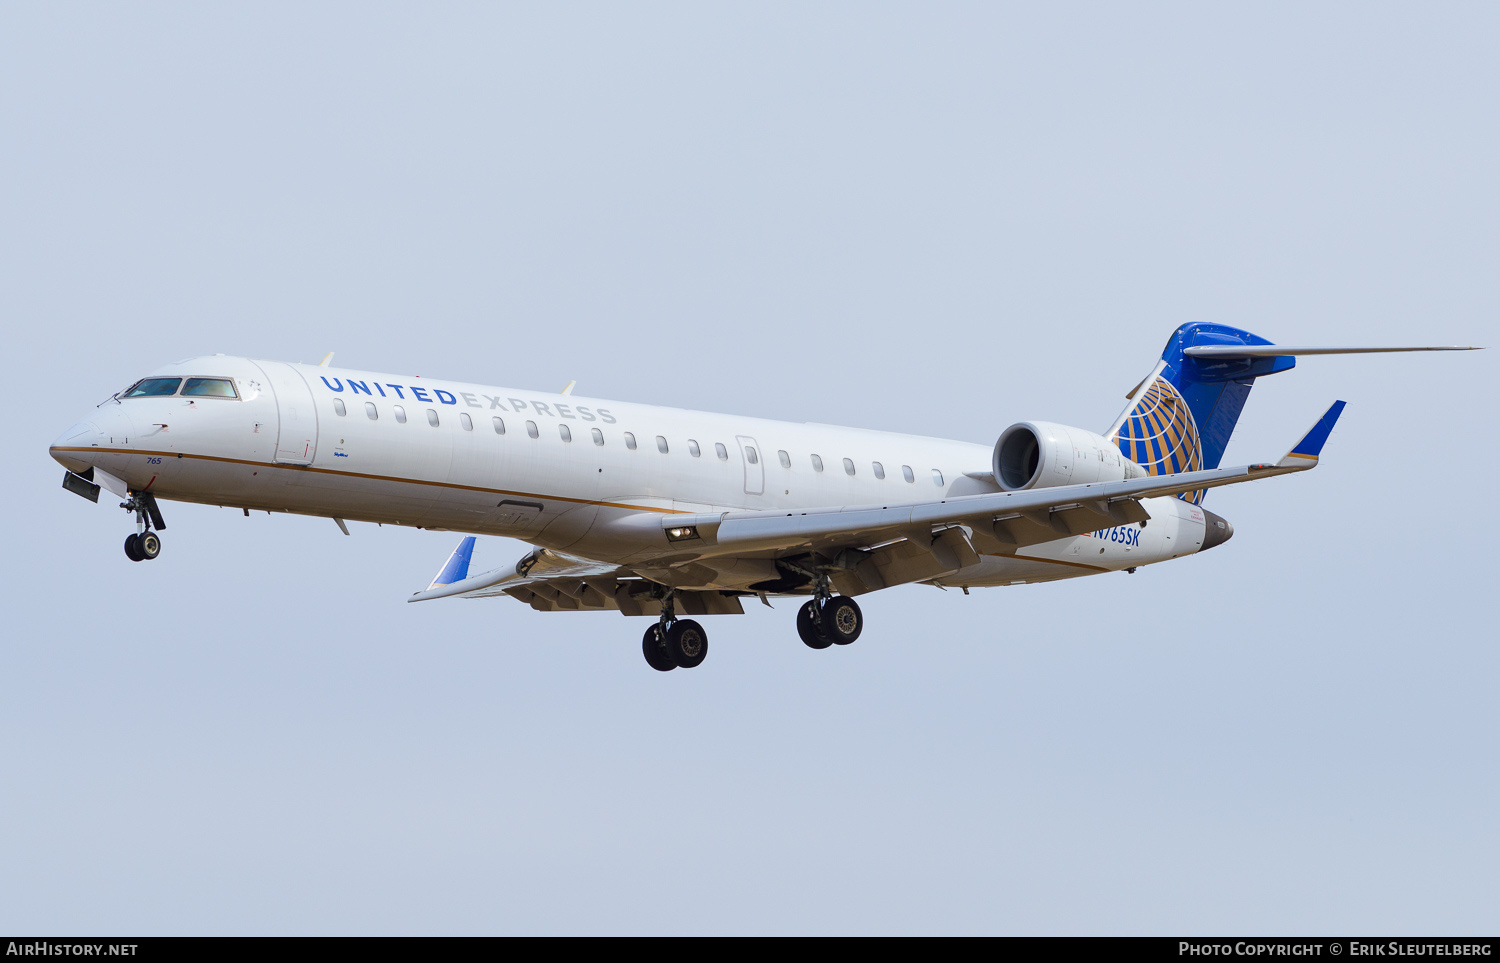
123, 378, 181, 397
120, 376, 240, 399
182, 378, 238, 398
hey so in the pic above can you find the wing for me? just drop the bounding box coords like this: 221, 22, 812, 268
639, 402, 1347, 593
412, 403, 1343, 609
662, 402, 1343, 550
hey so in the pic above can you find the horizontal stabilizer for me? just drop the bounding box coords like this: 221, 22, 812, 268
1184, 344, 1480, 358
428, 536, 476, 590
1276, 401, 1346, 468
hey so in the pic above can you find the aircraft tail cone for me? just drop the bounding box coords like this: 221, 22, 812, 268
1201, 510, 1234, 552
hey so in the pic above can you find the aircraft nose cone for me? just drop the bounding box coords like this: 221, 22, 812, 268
1201, 509, 1235, 551
50, 420, 103, 473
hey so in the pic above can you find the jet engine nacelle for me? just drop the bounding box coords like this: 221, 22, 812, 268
993, 421, 1148, 491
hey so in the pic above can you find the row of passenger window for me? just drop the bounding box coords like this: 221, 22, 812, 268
330, 399, 945, 486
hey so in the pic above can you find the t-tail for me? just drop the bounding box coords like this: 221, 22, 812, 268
1107, 323, 1479, 504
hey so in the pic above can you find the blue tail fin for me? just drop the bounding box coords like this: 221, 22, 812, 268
1107, 323, 1297, 503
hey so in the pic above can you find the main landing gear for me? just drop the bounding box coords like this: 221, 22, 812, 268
120, 491, 166, 562
637, 578, 865, 672
796, 573, 863, 650
642, 590, 709, 672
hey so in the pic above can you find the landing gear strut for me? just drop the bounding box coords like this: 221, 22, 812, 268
640, 588, 710, 671
795, 571, 863, 650
120, 491, 165, 562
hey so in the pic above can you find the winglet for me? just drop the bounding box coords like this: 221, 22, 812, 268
428, 536, 477, 590
561, 380, 576, 396
319, 352, 335, 367
1276, 401, 1346, 468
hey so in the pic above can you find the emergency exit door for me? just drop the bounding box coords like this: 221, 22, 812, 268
736, 435, 764, 495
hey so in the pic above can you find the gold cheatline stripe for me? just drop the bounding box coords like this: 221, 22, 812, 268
50, 446, 690, 515
1011, 554, 1111, 573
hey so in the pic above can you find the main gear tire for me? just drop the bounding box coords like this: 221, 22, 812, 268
820, 595, 862, 645
642, 624, 676, 672
666, 619, 708, 669
797, 600, 832, 649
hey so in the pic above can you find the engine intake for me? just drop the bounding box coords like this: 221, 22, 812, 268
994, 421, 1146, 491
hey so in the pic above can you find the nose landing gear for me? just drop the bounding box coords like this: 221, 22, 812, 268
124, 531, 162, 561
120, 491, 166, 562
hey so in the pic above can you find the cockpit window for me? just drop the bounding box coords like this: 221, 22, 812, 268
123, 378, 181, 397
182, 378, 238, 398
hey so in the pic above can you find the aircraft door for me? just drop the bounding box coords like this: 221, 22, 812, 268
251, 361, 319, 465
736, 435, 764, 495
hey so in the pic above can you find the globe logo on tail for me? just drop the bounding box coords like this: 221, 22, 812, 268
1111, 377, 1205, 504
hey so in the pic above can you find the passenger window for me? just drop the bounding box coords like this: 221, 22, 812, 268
526, 421, 539, 439
592, 428, 604, 446
778, 450, 790, 469
902, 465, 914, 483
656, 435, 669, 454
714, 442, 728, 460
873, 461, 885, 479
426, 409, 439, 427
746, 446, 758, 464
625, 432, 637, 450
492, 417, 505, 434
460, 413, 473, 431
182, 378, 238, 398
559, 424, 572, 442
843, 458, 856, 476
932, 469, 944, 486
394, 405, 407, 424
365, 402, 378, 420
688, 440, 701, 457
333, 399, 347, 417
811, 454, 824, 472
123, 378, 181, 397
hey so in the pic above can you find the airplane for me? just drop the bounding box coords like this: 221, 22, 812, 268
49, 322, 1477, 671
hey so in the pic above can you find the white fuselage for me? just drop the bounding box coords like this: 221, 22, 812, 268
51, 355, 1214, 590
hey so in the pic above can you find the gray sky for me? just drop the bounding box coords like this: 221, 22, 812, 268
2, 2, 1495, 934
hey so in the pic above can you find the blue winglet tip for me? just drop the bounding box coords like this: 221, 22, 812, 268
433, 536, 476, 586
1291, 400, 1346, 457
